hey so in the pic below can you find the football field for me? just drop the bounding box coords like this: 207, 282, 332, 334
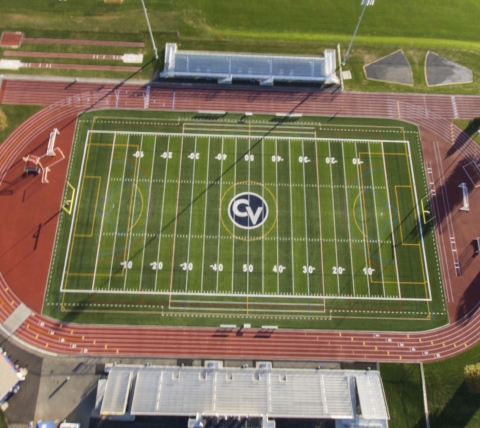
47, 113, 443, 325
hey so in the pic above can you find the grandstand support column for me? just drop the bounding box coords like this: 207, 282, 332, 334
141, 0, 158, 60
342, 0, 375, 66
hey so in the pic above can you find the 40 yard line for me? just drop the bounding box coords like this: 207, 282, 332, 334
184, 136, 197, 292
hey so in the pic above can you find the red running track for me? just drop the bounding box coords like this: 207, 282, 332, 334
4, 51, 124, 61
1, 80, 480, 362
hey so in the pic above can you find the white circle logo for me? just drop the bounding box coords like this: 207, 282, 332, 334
228, 192, 269, 230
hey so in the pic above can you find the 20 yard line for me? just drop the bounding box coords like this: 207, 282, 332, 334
139, 136, 157, 289
107, 135, 130, 290
123, 136, 143, 289
92, 133, 117, 290
184, 136, 197, 292
328, 140, 340, 295
301, 140, 311, 296
200, 137, 211, 292
341, 141, 356, 295
381, 139, 401, 297
288, 139, 295, 294
154, 135, 171, 291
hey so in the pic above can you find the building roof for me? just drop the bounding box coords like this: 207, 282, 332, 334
0, 352, 20, 401
100, 364, 388, 423
161, 43, 340, 85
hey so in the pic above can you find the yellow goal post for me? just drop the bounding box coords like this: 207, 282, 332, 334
421, 195, 434, 225
62, 181, 76, 215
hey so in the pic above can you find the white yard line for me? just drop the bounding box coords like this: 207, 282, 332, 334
275, 140, 280, 294
184, 136, 197, 292
367, 141, 386, 294
314, 140, 326, 307
381, 140, 401, 297
92, 133, 115, 289
355, 141, 371, 296
262, 137, 265, 294
231, 137, 237, 293
341, 141, 356, 296
168, 134, 185, 307
154, 136, 171, 291
200, 137, 211, 292
123, 136, 143, 289
328, 141, 340, 295
139, 136, 157, 289
288, 139, 295, 294
107, 135, 130, 290
301, 140, 311, 296
215, 137, 224, 293
247, 138, 251, 293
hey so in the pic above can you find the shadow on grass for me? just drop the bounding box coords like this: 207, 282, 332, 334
429, 380, 480, 428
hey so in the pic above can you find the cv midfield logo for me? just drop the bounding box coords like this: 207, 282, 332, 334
228, 192, 269, 230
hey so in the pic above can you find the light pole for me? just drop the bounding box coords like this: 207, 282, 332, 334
342, 0, 375, 66
141, 0, 159, 60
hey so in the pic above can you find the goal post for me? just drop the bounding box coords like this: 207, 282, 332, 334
421, 195, 434, 224
62, 181, 76, 215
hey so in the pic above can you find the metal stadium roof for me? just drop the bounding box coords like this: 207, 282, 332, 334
100, 364, 389, 425
161, 43, 340, 85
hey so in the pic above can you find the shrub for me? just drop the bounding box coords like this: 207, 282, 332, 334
464, 363, 480, 393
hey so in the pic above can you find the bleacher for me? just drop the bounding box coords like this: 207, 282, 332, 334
161, 43, 340, 86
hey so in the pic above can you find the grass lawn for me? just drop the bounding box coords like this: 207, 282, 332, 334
381, 363, 426, 428
455, 119, 480, 145
1, 1, 480, 93
0, 105, 43, 145
0, 410, 6, 428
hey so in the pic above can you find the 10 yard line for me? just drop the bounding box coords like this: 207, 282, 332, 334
184, 136, 198, 292
123, 136, 143, 289
341, 141, 356, 295
381, 140, 401, 297
354, 141, 371, 296
92, 133, 117, 290
301, 140, 311, 296
139, 136, 157, 289
368, 141, 386, 294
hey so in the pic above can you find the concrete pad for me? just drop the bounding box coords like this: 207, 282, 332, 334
364, 50, 413, 85
122, 53, 143, 64
342, 70, 352, 80
426, 51, 473, 86
3, 303, 31, 334
0, 59, 21, 70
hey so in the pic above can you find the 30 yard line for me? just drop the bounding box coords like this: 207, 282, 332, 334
107, 135, 130, 290
123, 136, 143, 289
154, 135, 171, 291
200, 136, 211, 292
341, 141, 356, 295
328, 140, 340, 295
92, 133, 117, 290
301, 140, 311, 296
288, 139, 295, 294
381, 140, 401, 296
139, 136, 157, 289
368, 141, 386, 294
354, 141, 371, 296
184, 136, 197, 292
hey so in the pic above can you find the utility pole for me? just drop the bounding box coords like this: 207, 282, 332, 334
342, 0, 375, 66
141, 0, 158, 60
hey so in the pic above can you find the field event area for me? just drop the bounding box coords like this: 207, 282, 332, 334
44, 112, 447, 330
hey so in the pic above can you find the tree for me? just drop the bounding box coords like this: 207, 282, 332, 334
464, 363, 480, 393
0, 108, 7, 131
